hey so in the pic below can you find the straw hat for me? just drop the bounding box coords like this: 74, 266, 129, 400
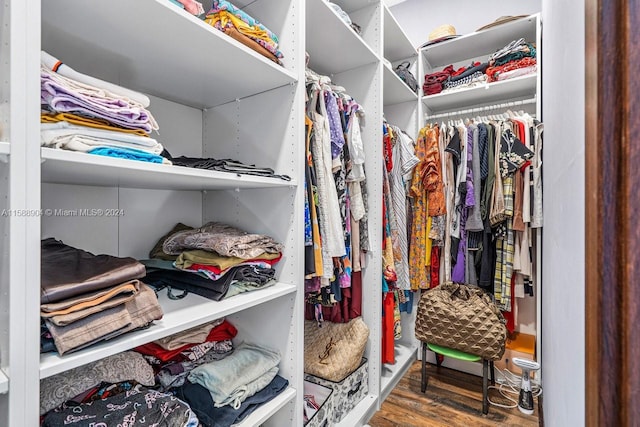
476, 15, 528, 32
428, 24, 457, 41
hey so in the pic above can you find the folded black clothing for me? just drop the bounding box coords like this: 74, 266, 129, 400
171, 156, 291, 181
176, 375, 289, 427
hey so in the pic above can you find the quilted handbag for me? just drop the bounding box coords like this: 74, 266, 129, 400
394, 62, 419, 93
304, 317, 369, 382
414, 282, 507, 361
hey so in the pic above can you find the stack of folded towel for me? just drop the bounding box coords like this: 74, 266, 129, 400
40, 238, 163, 355
142, 222, 283, 301
40, 51, 167, 164
204, 0, 284, 64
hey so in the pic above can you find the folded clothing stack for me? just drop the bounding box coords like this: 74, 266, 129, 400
486, 38, 537, 82
142, 222, 283, 301
177, 341, 289, 427
170, 154, 292, 181
422, 38, 536, 95
40, 238, 163, 355
204, 0, 284, 64
40, 51, 166, 164
135, 319, 238, 390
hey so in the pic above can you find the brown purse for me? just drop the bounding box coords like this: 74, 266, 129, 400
304, 317, 369, 382
414, 282, 507, 361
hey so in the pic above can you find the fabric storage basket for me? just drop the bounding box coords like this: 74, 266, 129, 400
304, 380, 334, 427
304, 358, 369, 424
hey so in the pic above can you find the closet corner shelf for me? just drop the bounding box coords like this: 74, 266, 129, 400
235, 387, 296, 427
420, 14, 537, 69
383, 63, 418, 105
421, 74, 537, 113
383, 6, 417, 63
41, 148, 297, 191
0, 369, 8, 394
306, 0, 379, 76
0, 142, 9, 155
41, 0, 297, 110
332, 0, 376, 13
380, 342, 418, 401
40, 282, 297, 379
335, 393, 379, 427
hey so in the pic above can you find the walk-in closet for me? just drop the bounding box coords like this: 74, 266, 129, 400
0, 0, 599, 425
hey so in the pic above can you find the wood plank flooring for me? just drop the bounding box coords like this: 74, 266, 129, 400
369, 360, 539, 427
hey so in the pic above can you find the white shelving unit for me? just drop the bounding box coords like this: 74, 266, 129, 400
306, 0, 383, 423
418, 14, 543, 376
1, 0, 306, 424
380, 342, 418, 401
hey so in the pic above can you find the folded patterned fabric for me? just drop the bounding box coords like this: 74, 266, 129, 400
155, 343, 234, 390
41, 67, 158, 134
135, 320, 237, 363
210, 0, 279, 43
486, 57, 537, 82
190, 264, 276, 286
41, 112, 150, 136
177, 0, 205, 15
40, 351, 155, 414
163, 222, 284, 259
176, 375, 289, 427
42, 385, 198, 427
188, 342, 281, 409
88, 146, 170, 164
41, 238, 146, 304
494, 64, 537, 81
41, 280, 140, 325
149, 223, 196, 261
45, 283, 163, 355
175, 249, 281, 271
154, 319, 224, 351
205, 10, 283, 60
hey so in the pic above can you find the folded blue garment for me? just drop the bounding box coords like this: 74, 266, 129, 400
88, 146, 166, 164
168, 0, 185, 9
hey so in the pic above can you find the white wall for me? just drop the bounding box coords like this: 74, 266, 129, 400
541, 0, 585, 425
389, 0, 541, 48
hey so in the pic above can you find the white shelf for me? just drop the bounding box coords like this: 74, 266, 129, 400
383, 63, 418, 106
380, 342, 418, 401
0, 369, 8, 394
421, 14, 537, 69
40, 282, 297, 379
421, 74, 537, 113
335, 394, 379, 427
233, 386, 296, 427
41, 0, 297, 109
306, 0, 379, 75
41, 148, 296, 191
0, 142, 9, 155
383, 5, 416, 62
332, 0, 376, 13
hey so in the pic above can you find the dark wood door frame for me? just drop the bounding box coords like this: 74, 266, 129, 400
585, 0, 640, 425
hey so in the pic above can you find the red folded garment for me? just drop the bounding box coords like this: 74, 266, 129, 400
186, 253, 282, 276
134, 319, 237, 362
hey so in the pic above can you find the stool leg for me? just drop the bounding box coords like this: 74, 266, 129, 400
490, 361, 496, 386
482, 359, 489, 415
421, 342, 427, 393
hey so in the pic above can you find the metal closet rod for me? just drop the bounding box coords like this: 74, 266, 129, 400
424, 96, 538, 120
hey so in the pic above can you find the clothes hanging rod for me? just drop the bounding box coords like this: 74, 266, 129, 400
424, 96, 537, 120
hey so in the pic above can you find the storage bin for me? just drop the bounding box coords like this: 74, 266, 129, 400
304, 380, 334, 427
304, 358, 369, 424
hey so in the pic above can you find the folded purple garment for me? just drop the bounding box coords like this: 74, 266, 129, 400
41, 71, 155, 134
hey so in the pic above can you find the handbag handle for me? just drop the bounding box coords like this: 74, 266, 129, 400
396, 61, 411, 70
318, 337, 336, 364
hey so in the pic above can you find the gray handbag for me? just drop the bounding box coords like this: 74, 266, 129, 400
394, 61, 419, 93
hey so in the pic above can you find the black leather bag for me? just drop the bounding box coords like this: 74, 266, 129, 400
394, 61, 419, 93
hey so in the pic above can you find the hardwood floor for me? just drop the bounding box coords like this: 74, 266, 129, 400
369, 361, 539, 427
